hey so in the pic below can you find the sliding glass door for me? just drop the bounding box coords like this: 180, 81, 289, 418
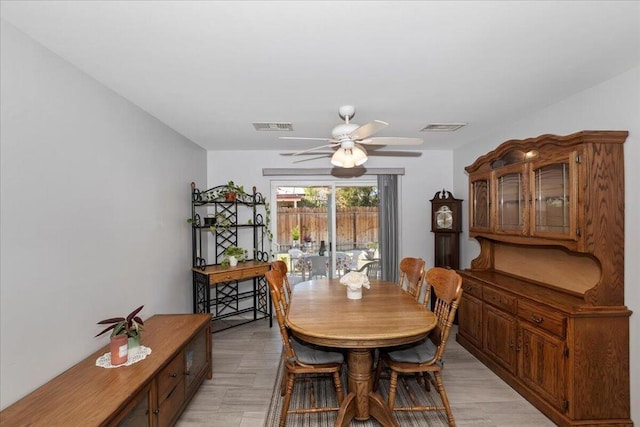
271, 180, 378, 279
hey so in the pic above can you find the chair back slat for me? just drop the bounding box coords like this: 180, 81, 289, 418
264, 269, 296, 362
399, 257, 426, 300
425, 267, 463, 360
271, 260, 292, 308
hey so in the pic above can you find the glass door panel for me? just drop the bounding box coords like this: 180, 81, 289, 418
334, 185, 379, 276
532, 161, 573, 237
496, 170, 525, 233
470, 176, 491, 231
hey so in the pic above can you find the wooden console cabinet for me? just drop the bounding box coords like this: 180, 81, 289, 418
0, 314, 212, 426
457, 131, 632, 426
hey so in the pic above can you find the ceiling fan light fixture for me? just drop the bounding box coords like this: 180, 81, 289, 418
352, 144, 368, 166
342, 155, 356, 168
331, 146, 368, 168
331, 148, 347, 167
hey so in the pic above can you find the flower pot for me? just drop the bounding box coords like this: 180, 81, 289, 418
229, 255, 238, 267
225, 192, 237, 202
128, 334, 141, 357
347, 287, 363, 300
110, 334, 129, 365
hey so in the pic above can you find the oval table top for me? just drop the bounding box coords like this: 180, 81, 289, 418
287, 279, 437, 349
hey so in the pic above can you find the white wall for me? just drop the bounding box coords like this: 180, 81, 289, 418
205, 150, 454, 267
0, 21, 206, 408
452, 66, 640, 421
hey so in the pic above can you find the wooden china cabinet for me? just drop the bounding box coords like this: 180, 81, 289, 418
457, 131, 632, 427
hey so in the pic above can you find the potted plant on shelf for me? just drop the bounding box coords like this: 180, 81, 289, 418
223, 246, 248, 267
95, 305, 145, 364
302, 227, 313, 252
291, 225, 300, 248
225, 180, 246, 202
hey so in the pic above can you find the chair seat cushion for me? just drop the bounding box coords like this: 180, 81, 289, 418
387, 338, 437, 364
291, 337, 344, 365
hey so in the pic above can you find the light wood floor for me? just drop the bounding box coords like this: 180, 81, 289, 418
176, 319, 554, 427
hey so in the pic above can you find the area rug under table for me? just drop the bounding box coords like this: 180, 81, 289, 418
264, 356, 449, 427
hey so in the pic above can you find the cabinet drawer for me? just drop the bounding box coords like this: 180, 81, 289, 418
517, 299, 566, 338
461, 278, 483, 299
483, 286, 516, 314
158, 352, 183, 402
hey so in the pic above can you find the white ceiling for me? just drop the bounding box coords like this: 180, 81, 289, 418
1, 1, 639, 153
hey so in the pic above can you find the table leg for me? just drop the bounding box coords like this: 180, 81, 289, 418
334, 349, 399, 427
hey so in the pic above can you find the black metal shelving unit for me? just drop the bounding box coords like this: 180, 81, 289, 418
190, 182, 271, 332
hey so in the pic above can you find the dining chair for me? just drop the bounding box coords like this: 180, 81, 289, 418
271, 260, 292, 310
287, 248, 304, 275
373, 267, 463, 426
357, 259, 381, 280
308, 255, 328, 279
264, 269, 345, 427
398, 257, 426, 301
335, 252, 351, 277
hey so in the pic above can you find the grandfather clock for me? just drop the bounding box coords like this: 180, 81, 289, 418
430, 189, 462, 270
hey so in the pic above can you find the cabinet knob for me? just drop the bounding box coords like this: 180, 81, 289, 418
170, 372, 178, 378
530, 313, 544, 324
153, 409, 160, 415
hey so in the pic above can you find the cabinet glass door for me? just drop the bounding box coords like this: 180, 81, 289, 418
185, 328, 208, 392
469, 174, 491, 231
495, 167, 526, 234
531, 160, 575, 238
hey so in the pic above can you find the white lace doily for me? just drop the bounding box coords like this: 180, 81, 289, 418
95, 346, 152, 368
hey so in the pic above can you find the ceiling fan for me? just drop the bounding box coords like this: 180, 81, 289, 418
280, 105, 423, 168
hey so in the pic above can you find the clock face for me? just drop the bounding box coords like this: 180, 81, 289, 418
436, 206, 453, 229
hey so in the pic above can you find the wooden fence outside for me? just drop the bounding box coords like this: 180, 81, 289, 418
277, 206, 378, 251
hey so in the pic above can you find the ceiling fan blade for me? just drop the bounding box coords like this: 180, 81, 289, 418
279, 136, 334, 142
361, 137, 423, 146
283, 142, 340, 156
291, 154, 332, 163
366, 150, 423, 157
283, 150, 422, 157
349, 120, 388, 140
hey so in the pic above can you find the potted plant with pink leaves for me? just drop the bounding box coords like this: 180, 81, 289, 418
95, 305, 145, 364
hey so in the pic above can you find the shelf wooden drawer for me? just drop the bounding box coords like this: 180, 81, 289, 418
240, 265, 270, 279
483, 286, 516, 314
207, 264, 269, 284
209, 269, 245, 283
461, 277, 483, 299
517, 299, 566, 338
157, 352, 184, 402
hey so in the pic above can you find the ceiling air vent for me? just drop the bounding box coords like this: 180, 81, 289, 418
420, 123, 466, 132
252, 122, 293, 131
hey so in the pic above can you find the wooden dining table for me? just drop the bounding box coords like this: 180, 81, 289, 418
287, 278, 437, 427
